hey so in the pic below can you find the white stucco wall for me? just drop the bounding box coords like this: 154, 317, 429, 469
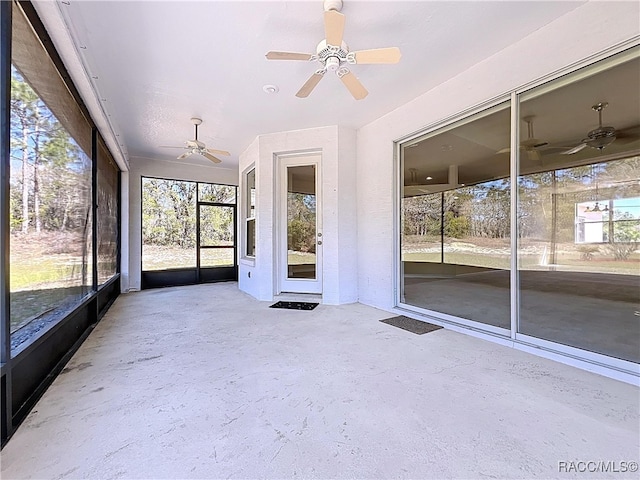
238, 126, 358, 304
356, 1, 640, 310
238, 137, 261, 300
126, 157, 238, 291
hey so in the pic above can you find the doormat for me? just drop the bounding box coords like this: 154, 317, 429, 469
380, 315, 443, 335
270, 301, 319, 311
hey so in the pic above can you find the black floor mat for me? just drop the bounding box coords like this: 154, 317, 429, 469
270, 301, 318, 310
380, 315, 443, 334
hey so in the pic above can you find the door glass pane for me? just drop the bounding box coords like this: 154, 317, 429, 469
287, 165, 316, 279
401, 102, 511, 330
517, 52, 640, 363
200, 205, 234, 246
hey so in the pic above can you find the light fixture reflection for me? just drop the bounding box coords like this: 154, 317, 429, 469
584, 202, 609, 213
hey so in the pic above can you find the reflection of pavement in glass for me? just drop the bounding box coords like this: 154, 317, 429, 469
11, 287, 89, 349
403, 269, 639, 363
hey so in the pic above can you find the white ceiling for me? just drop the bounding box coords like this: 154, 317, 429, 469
35, 0, 586, 171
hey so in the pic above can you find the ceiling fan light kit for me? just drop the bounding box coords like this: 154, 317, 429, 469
265, 0, 401, 100
562, 102, 621, 155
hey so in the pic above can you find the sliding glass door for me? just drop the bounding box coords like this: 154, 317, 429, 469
399, 46, 639, 368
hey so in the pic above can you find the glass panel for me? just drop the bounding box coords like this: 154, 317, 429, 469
287, 165, 316, 279
9, 66, 93, 349
518, 52, 640, 362
200, 205, 234, 247
200, 248, 234, 267
97, 138, 118, 285
198, 183, 236, 204
401, 102, 511, 329
142, 178, 196, 271
246, 168, 256, 218
245, 168, 256, 258
11, 2, 92, 155
246, 218, 256, 257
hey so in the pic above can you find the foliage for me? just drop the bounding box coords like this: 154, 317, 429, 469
443, 211, 470, 238
141, 178, 237, 259
605, 213, 639, 260
287, 192, 316, 253
142, 179, 196, 248
10, 66, 91, 236
577, 245, 600, 261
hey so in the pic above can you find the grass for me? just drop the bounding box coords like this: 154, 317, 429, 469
403, 250, 639, 275
142, 245, 235, 270
10, 256, 82, 290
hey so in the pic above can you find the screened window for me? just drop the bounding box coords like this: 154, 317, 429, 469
9, 2, 93, 350
97, 138, 119, 285
142, 178, 197, 271
142, 177, 237, 272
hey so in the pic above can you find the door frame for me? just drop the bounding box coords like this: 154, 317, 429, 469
276, 152, 322, 294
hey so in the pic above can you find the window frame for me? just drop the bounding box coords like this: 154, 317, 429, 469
242, 166, 256, 260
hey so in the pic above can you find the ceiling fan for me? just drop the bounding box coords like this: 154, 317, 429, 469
562, 102, 640, 155
265, 0, 401, 100
160, 118, 230, 164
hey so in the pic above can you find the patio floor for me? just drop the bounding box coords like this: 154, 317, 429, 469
1, 282, 638, 479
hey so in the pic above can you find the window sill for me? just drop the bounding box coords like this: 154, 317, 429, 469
240, 257, 255, 267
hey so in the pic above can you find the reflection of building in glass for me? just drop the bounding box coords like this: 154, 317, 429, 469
576, 204, 606, 243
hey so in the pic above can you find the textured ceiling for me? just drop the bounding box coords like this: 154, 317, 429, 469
35, 0, 586, 171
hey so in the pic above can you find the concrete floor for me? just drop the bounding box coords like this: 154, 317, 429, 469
1, 282, 638, 479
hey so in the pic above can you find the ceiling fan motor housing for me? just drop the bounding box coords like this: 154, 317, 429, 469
316, 40, 349, 71
585, 126, 616, 150
323, 0, 343, 12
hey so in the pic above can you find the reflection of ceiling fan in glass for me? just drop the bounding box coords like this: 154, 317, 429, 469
497, 116, 561, 161
562, 102, 640, 155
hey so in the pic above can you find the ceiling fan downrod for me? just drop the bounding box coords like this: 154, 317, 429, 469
191, 117, 202, 141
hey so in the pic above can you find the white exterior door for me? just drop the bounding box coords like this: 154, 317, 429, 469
277, 153, 322, 294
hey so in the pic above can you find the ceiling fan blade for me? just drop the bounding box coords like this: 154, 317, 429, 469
615, 126, 640, 144
539, 146, 572, 154
617, 124, 640, 136
562, 143, 588, 155
159, 145, 186, 149
496, 147, 511, 155
177, 152, 191, 160
339, 70, 368, 100
265, 51, 314, 61
207, 148, 230, 156
616, 135, 640, 145
296, 71, 325, 98
353, 47, 402, 64
203, 152, 222, 164
324, 10, 345, 46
